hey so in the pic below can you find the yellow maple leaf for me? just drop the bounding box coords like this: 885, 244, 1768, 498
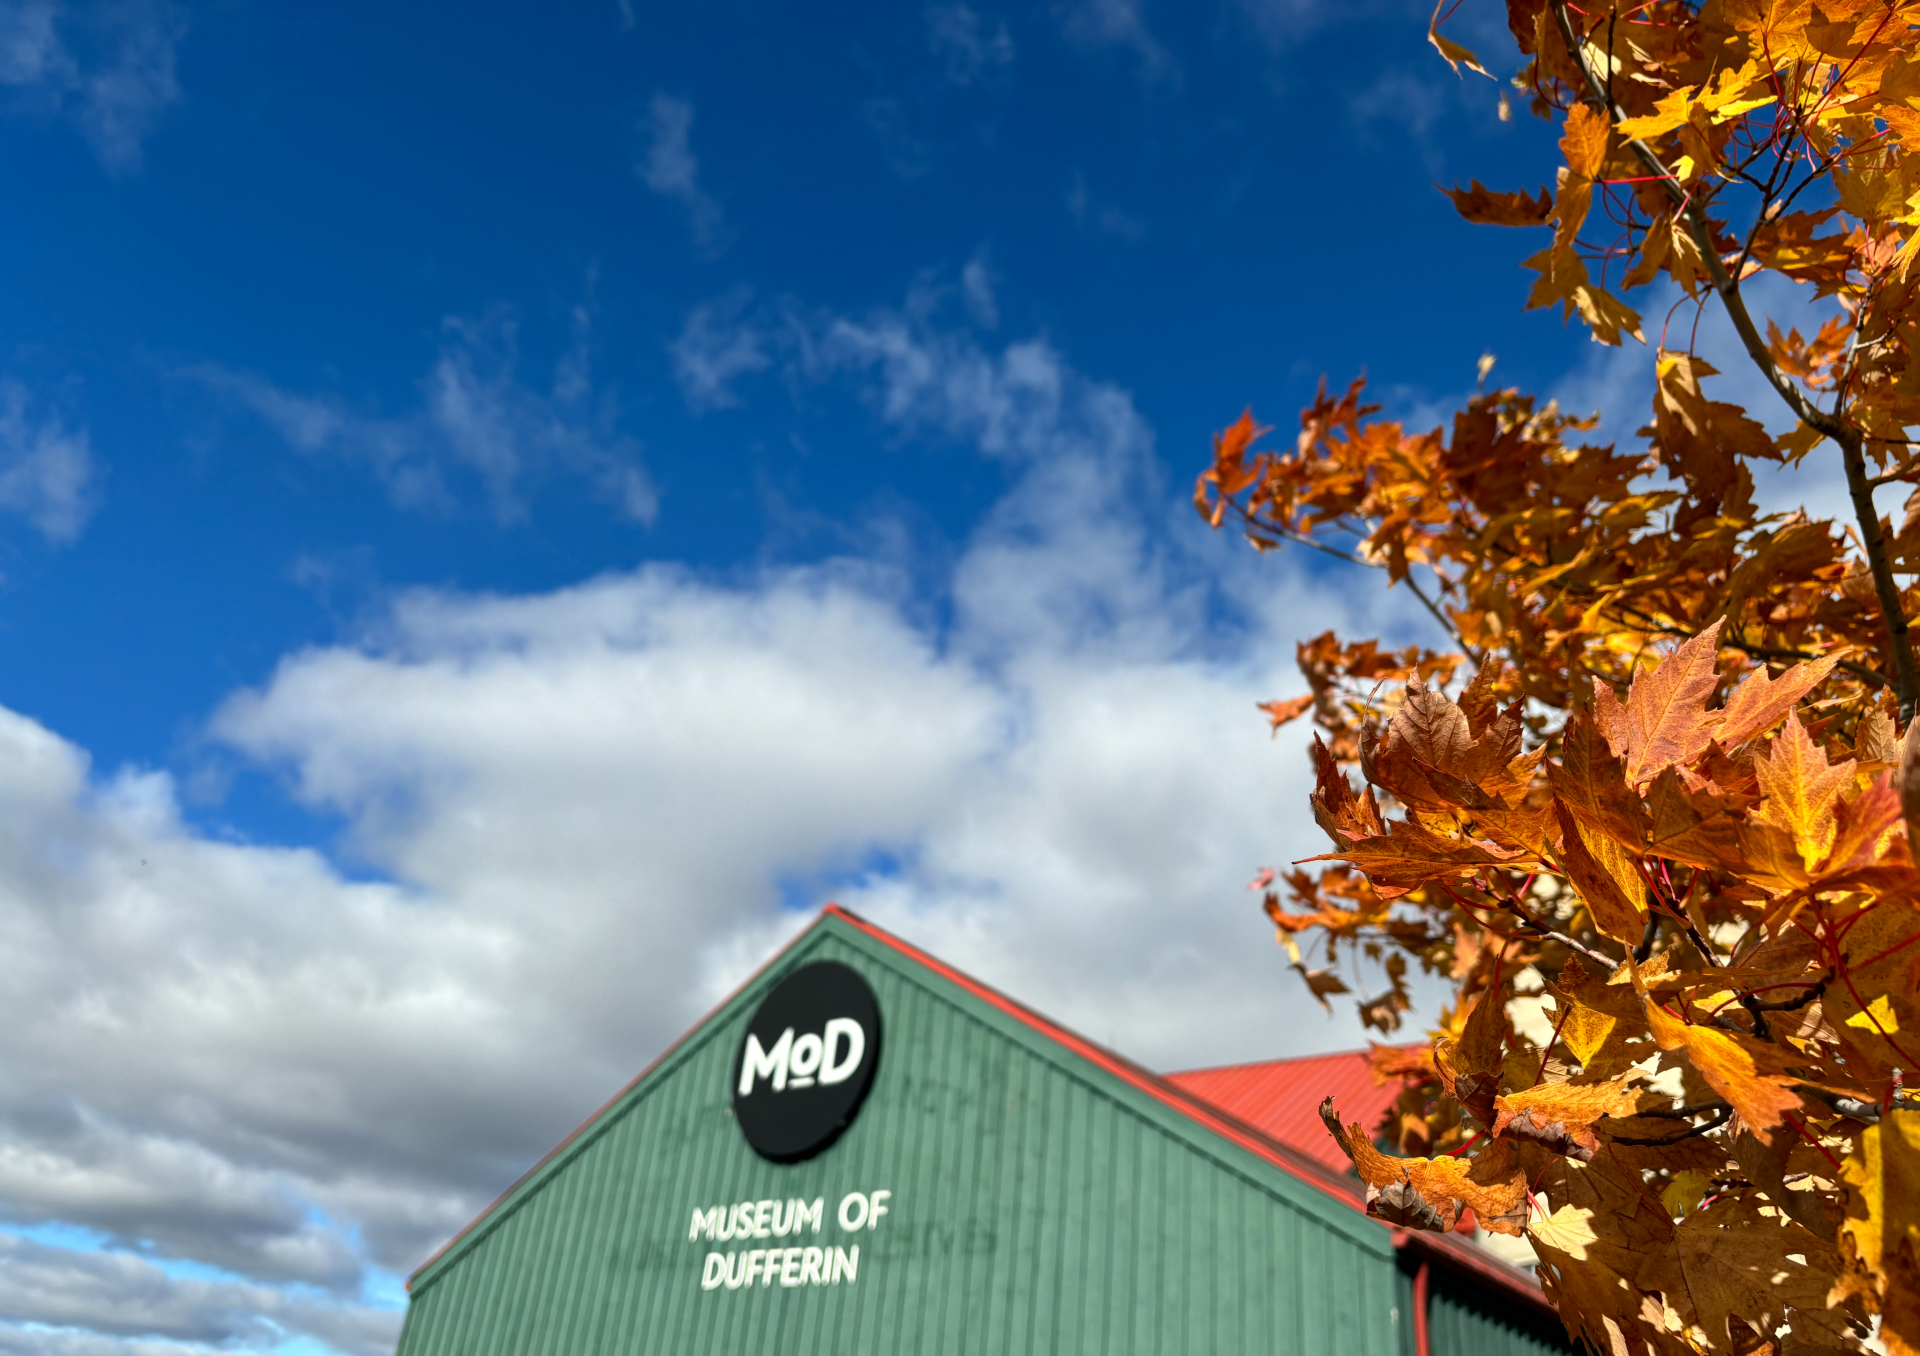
1835, 1112, 1920, 1353
1556, 997, 1617, 1066
1845, 992, 1902, 1035
1660, 1168, 1711, 1218
1755, 713, 1856, 868
1616, 85, 1699, 142
1528, 1202, 1598, 1258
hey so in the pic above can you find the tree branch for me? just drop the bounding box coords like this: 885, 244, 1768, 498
1549, 0, 1920, 720
1794, 1084, 1919, 1124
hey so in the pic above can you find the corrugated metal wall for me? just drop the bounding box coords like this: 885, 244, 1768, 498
1423, 1260, 1575, 1356
395, 920, 1569, 1356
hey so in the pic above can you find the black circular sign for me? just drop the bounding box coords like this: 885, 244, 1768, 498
731, 961, 882, 1163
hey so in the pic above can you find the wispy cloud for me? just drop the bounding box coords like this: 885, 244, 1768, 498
0, 0, 184, 173
0, 377, 98, 544
1055, 0, 1176, 85
860, 95, 936, 179
638, 92, 726, 251
194, 303, 657, 526
962, 246, 999, 329
668, 285, 772, 413
1065, 170, 1145, 241
926, 2, 1013, 84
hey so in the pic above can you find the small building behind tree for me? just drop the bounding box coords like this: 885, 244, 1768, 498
394, 906, 1572, 1355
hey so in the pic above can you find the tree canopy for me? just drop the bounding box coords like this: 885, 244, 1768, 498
1200, 2, 1920, 1352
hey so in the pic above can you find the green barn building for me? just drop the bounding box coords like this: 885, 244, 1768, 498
394, 906, 1572, 1355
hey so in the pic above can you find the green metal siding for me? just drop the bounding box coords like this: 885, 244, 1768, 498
395, 917, 1565, 1356
1423, 1258, 1575, 1356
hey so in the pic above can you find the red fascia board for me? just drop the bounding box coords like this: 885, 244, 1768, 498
408, 902, 1549, 1316
824, 905, 1551, 1315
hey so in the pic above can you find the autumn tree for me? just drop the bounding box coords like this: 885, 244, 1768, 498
1198, 2, 1920, 1351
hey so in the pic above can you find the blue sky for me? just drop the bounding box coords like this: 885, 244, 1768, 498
0, 1, 1822, 1352
0, 0, 1580, 828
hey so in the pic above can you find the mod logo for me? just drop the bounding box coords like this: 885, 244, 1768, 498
732, 961, 881, 1163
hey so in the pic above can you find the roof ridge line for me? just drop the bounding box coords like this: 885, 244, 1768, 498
824, 906, 1549, 1313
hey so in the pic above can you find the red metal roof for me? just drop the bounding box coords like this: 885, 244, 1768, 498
1165, 1049, 1407, 1173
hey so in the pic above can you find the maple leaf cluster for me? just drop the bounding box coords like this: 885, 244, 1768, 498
1199, 1, 1920, 1352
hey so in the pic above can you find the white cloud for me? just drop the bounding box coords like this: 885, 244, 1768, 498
0, 1234, 399, 1354
0, 0, 183, 174
638, 92, 725, 250
193, 306, 657, 526
0, 377, 98, 543
927, 2, 1013, 84
0, 294, 1434, 1350
1055, 0, 1176, 85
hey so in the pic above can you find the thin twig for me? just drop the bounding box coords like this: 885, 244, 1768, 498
1611, 1106, 1733, 1145
1500, 893, 1620, 970
1746, 970, 1832, 1012
1637, 1101, 1730, 1120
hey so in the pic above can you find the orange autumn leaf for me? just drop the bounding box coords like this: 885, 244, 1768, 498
1601, 619, 1726, 785
1491, 1075, 1643, 1160
1716, 653, 1841, 750
1638, 981, 1805, 1141
1320, 1098, 1528, 1234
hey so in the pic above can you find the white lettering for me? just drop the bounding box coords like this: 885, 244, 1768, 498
820, 1018, 864, 1085
838, 1192, 869, 1232
793, 1196, 824, 1233
690, 1206, 719, 1241
787, 1032, 824, 1087
867, 1189, 891, 1229
701, 1241, 860, 1291
738, 1029, 794, 1095
753, 1199, 773, 1238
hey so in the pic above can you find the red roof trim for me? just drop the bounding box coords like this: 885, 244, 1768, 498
409, 903, 1549, 1315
